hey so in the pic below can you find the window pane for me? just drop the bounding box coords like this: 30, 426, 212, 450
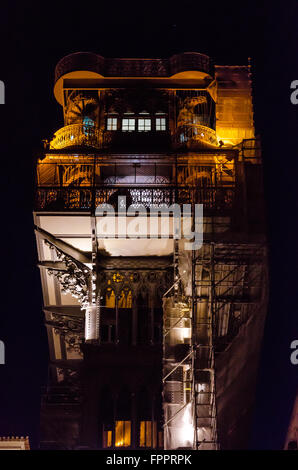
106, 289, 116, 308
122, 119, 135, 131
156, 117, 166, 131
140, 421, 153, 447
158, 430, 163, 448
140, 421, 145, 447
103, 430, 112, 448
107, 117, 117, 130
146, 421, 152, 447
115, 420, 131, 447
118, 289, 132, 308
138, 118, 151, 131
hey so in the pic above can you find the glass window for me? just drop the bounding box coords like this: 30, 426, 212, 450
107, 117, 117, 130
138, 118, 151, 132
140, 421, 151, 447
156, 117, 166, 131
140, 421, 157, 447
158, 430, 163, 448
118, 289, 132, 308
106, 288, 116, 308
103, 429, 112, 448
122, 119, 135, 131
115, 421, 131, 447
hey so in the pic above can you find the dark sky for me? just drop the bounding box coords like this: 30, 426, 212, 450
0, 0, 297, 450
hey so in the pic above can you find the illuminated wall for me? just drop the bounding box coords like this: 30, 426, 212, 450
215, 66, 255, 146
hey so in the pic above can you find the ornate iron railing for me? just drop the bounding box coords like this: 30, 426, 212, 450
49, 125, 219, 151
50, 124, 103, 150
176, 124, 218, 148
49, 123, 219, 151
55, 52, 212, 82
35, 185, 235, 212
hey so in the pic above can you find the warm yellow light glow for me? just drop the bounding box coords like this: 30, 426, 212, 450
105, 287, 132, 309
112, 273, 124, 283
105, 288, 116, 308
140, 421, 151, 447
118, 289, 132, 309
140, 421, 157, 448
115, 421, 131, 447
50, 124, 102, 150
103, 430, 112, 448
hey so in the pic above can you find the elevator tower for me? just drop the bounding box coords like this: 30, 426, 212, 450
34, 52, 268, 450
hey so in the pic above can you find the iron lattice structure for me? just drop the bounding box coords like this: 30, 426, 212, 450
162, 239, 267, 449
34, 52, 268, 450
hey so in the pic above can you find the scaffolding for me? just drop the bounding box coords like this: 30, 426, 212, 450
163, 238, 267, 450
191, 243, 218, 450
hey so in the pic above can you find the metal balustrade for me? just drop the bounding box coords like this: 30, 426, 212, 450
35, 185, 235, 212
50, 124, 103, 150
176, 124, 218, 149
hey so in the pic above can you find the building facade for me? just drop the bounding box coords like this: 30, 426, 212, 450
0, 437, 30, 450
34, 52, 268, 450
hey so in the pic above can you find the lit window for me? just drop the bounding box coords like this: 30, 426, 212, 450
138, 119, 151, 132
140, 421, 157, 447
107, 117, 117, 130
112, 273, 124, 283
122, 119, 135, 131
115, 421, 131, 447
103, 429, 112, 448
118, 289, 132, 309
158, 431, 163, 448
156, 117, 166, 131
106, 288, 116, 308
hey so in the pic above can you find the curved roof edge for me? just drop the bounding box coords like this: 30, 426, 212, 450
54, 51, 212, 82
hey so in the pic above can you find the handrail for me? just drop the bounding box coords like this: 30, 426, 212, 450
50, 124, 103, 150
35, 185, 236, 211
162, 350, 193, 383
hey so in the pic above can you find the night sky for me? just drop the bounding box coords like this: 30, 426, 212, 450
0, 1, 297, 450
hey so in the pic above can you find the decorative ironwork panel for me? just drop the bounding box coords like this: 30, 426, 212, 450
35, 186, 235, 211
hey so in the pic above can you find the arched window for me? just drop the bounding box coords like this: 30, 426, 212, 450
105, 287, 116, 308
118, 288, 132, 309
103, 276, 134, 344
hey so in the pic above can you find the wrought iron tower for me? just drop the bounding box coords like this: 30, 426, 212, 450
34, 52, 268, 450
